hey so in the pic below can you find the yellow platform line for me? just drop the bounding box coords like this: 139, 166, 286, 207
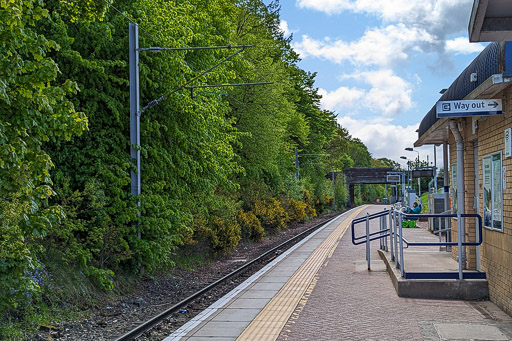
237, 206, 367, 341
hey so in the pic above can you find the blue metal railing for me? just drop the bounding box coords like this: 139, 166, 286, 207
351, 208, 485, 280
351, 209, 392, 270
400, 213, 482, 246
352, 210, 390, 245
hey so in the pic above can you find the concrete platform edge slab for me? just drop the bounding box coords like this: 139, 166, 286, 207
378, 249, 490, 300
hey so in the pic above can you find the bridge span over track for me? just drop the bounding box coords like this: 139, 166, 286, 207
342, 167, 394, 207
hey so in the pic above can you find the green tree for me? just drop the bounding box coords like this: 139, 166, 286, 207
0, 0, 88, 312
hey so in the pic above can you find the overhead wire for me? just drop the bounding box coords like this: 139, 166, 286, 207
100, 0, 167, 50
99, 0, 270, 111
211, 24, 270, 84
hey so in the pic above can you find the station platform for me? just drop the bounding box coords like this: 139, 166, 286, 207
164, 205, 512, 341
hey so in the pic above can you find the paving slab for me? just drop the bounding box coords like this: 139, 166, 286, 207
434, 323, 509, 340
209, 308, 261, 322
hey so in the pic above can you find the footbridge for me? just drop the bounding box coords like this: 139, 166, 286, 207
343, 168, 395, 206
326, 168, 398, 207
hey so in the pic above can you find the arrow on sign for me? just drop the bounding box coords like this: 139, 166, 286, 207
488, 101, 499, 108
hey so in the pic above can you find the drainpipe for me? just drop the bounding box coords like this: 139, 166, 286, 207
449, 120, 466, 272
443, 142, 450, 243
443, 142, 449, 213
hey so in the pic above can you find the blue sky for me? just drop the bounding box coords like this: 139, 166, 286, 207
271, 0, 487, 167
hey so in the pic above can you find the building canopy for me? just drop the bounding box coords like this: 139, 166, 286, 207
415, 42, 512, 147
469, 0, 512, 42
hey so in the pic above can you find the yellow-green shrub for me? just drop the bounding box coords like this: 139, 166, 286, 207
285, 198, 308, 223
253, 198, 287, 231
196, 216, 241, 254
303, 190, 317, 218
238, 209, 265, 241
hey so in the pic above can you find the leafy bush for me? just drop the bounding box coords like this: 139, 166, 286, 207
238, 209, 265, 241
196, 216, 241, 254
303, 190, 317, 217
282, 174, 305, 201
253, 198, 288, 232
0, 199, 41, 314
46, 178, 131, 288
285, 198, 308, 223
334, 178, 348, 209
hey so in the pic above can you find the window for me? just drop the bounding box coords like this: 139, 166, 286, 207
451, 163, 457, 213
482, 152, 503, 231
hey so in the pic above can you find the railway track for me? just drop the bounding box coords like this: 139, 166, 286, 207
114, 214, 339, 340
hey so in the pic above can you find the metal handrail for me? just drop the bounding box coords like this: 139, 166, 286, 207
351, 209, 392, 270
351, 208, 484, 280
401, 213, 482, 246
351, 210, 390, 245
352, 209, 389, 224
353, 229, 390, 243
353, 232, 391, 245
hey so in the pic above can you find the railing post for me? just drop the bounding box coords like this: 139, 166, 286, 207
437, 216, 442, 251
457, 212, 463, 280
366, 213, 370, 270
398, 211, 405, 278
389, 209, 394, 261
379, 217, 384, 250
383, 209, 388, 251
393, 210, 398, 264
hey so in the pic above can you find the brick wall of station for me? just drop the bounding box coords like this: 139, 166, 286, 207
448, 87, 512, 316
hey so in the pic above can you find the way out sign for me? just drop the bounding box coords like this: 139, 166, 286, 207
436, 99, 502, 118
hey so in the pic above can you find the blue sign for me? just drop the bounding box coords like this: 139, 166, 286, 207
436, 99, 502, 118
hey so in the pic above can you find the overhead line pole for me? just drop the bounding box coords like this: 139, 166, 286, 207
129, 24, 141, 241
129, 23, 270, 241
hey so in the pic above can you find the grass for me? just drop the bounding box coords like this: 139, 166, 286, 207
0, 252, 125, 340
420, 192, 429, 213
0, 298, 88, 340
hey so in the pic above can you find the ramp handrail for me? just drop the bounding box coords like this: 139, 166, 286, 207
351, 209, 392, 270
351, 208, 484, 280
400, 213, 482, 246
351, 210, 390, 245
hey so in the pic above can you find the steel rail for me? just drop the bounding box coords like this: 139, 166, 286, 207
114, 214, 340, 340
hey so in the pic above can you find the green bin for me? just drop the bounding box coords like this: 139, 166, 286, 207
401, 220, 417, 228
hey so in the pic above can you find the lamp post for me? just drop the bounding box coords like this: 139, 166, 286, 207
405, 147, 420, 166
400, 156, 411, 188
405, 147, 421, 197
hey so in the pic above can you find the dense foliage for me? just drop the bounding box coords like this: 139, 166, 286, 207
0, 0, 396, 330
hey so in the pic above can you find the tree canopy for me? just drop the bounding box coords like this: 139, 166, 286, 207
0, 0, 389, 324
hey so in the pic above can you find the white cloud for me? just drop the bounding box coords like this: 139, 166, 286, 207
279, 20, 296, 37
296, 0, 474, 59
338, 116, 418, 163
355, 70, 414, 116
337, 116, 439, 167
320, 69, 413, 116
446, 37, 486, 55
296, 0, 472, 34
318, 87, 365, 111
296, 0, 353, 14
292, 24, 434, 67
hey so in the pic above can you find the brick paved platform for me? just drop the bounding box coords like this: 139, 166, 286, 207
277, 205, 512, 341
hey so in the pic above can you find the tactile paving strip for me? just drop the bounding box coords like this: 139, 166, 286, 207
237, 206, 367, 341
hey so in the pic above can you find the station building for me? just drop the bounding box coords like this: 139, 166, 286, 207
415, 41, 512, 315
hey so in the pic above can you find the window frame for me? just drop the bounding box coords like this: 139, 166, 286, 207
482, 151, 504, 232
